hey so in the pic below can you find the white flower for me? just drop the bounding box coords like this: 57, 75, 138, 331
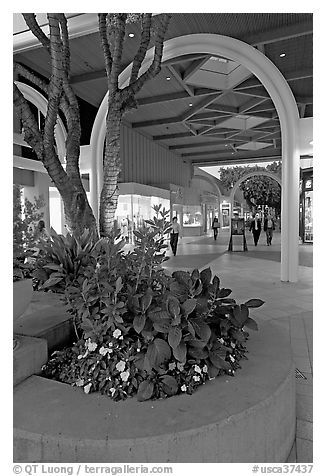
99, 346, 109, 356
118, 336, 123, 340
136, 348, 140, 353
113, 329, 122, 338
120, 370, 130, 382
177, 362, 184, 371
218, 338, 225, 344
194, 365, 202, 374
109, 388, 116, 396
108, 342, 113, 347
86, 339, 97, 352
108, 348, 113, 355
84, 383, 92, 394
202, 365, 208, 373
115, 361, 126, 372
193, 375, 200, 382
75, 378, 84, 387
231, 342, 236, 349
230, 355, 235, 363
169, 362, 176, 371
181, 385, 187, 392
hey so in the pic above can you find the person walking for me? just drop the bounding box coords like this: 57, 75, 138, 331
212, 216, 220, 241
170, 216, 182, 256
263, 212, 275, 246
249, 212, 262, 246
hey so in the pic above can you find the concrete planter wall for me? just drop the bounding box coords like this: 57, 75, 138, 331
14, 320, 296, 463
13, 279, 33, 322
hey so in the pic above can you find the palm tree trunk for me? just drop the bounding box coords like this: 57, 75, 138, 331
99, 100, 123, 236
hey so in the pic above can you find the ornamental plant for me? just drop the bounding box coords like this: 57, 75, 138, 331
40, 204, 264, 401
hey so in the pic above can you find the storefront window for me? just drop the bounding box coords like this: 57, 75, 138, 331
222, 204, 230, 227
115, 194, 170, 241
183, 205, 202, 227
304, 191, 313, 242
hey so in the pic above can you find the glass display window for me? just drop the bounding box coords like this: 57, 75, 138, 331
304, 191, 313, 242
183, 205, 203, 227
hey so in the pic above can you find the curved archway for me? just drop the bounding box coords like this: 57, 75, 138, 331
90, 33, 300, 282
192, 174, 223, 203
15, 82, 67, 161
229, 170, 281, 220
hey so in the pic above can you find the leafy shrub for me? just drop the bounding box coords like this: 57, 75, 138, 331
40, 205, 264, 401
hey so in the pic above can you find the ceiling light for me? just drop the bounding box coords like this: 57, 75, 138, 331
166, 76, 171, 81
189, 103, 193, 106
279, 53, 286, 57
128, 33, 135, 38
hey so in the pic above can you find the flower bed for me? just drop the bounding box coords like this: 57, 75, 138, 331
38, 206, 264, 401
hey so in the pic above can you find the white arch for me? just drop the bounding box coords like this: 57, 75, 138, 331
192, 174, 223, 203
229, 170, 281, 219
229, 170, 281, 204
90, 33, 300, 282
15, 81, 67, 161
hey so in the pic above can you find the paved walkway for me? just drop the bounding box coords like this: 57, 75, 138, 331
164, 229, 313, 463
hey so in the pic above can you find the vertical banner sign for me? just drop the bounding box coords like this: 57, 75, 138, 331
228, 218, 248, 251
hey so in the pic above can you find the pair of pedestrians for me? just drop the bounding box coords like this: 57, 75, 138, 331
249, 213, 275, 246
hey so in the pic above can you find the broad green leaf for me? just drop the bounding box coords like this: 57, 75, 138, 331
189, 318, 211, 342
244, 298, 265, 308
146, 338, 171, 369
160, 375, 178, 396
243, 317, 258, 331
200, 267, 212, 288
173, 341, 187, 362
40, 275, 64, 289
217, 288, 232, 298
191, 269, 200, 281
181, 298, 197, 316
115, 276, 123, 293
172, 270, 192, 286
141, 293, 152, 313
148, 309, 170, 322
153, 319, 171, 333
133, 314, 147, 334
167, 296, 180, 318
43, 264, 63, 271
137, 380, 154, 401
168, 327, 182, 349
209, 353, 231, 370
170, 281, 189, 302
188, 347, 208, 360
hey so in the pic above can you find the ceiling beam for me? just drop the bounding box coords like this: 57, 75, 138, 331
182, 56, 210, 81
238, 97, 268, 114
243, 19, 313, 46
233, 86, 270, 99
234, 68, 313, 92
205, 103, 239, 114
70, 69, 106, 84
187, 111, 231, 122
182, 147, 281, 158
167, 65, 194, 96
169, 139, 249, 150
131, 115, 182, 128
152, 132, 193, 141
135, 87, 221, 106
180, 93, 221, 121
191, 147, 282, 163
193, 155, 281, 166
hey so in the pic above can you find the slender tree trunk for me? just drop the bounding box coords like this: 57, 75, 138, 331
99, 98, 123, 236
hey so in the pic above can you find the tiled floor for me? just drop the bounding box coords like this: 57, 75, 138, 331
164, 229, 313, 462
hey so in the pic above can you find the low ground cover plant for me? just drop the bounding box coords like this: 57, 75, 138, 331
39, 205, 264, 401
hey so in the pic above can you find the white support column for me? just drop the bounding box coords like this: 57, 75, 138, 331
280, 117, 300, 282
